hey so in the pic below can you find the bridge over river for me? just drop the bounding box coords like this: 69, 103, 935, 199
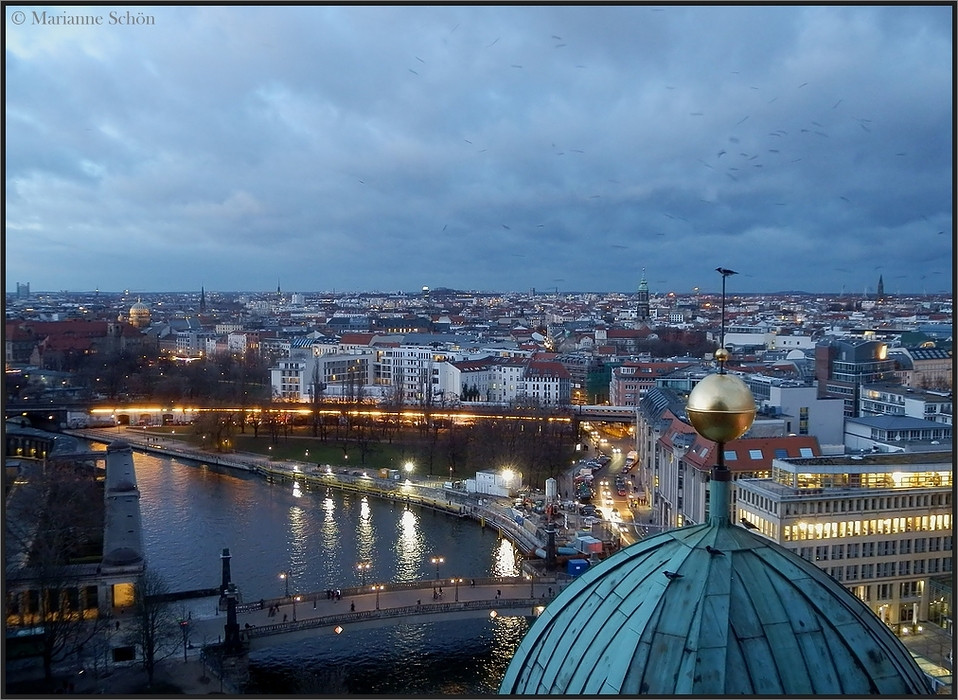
192, 577, 559, 653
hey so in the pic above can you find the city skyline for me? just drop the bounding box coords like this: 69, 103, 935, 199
5, 5, 954, 295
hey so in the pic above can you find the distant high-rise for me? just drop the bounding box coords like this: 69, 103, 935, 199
16, 282, 29, 299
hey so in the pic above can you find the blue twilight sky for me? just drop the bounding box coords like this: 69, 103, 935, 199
4, 4, 954, 296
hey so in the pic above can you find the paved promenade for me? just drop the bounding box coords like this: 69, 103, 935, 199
190, 578, 560, 647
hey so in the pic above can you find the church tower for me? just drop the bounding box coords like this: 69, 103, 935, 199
877, 274, 885, 302
200, 286, 206, 313
635, 268, 650, 329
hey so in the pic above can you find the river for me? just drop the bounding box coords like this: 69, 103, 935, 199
112, 447, 530, 694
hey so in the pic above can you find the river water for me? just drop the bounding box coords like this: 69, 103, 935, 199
113, 447, 529, 694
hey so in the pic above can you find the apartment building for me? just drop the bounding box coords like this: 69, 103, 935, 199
745, 378, 846, 448
636, 387, 821, 529
890, 347, 953, 390
736, 451, 953, 628
844, 415, 952, 453
516, 360, 571, 406
860, 383, 953, 426
608, 360, 697, 406
270, 353, 374, 402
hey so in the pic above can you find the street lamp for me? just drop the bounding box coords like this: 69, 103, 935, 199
357, 561, 371, 586
431, 556, 444, 579
372, 584, 383, 610
293, 595, 301, 622
404, 461, 414, 474
453, 577, 462, 602
177, 618, 190, 662
279, 570, 290, 597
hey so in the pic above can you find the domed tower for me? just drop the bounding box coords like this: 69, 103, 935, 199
499, 269, 931, 695
128, 298, 151, 328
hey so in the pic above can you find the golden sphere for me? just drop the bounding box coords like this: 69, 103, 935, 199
714, 348, 730, 362
685, 373, 756, 443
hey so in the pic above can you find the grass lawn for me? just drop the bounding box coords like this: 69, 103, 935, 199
231, 435, 417, 472
141, 426, 431, 474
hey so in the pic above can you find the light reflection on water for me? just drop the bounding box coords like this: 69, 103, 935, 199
99, 445, 525, 692
395, 507, 424, 582
492, 536, 519, 577
247, 616, 532, 694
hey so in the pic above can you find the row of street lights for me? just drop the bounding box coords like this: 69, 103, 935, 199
281, 553, 447, 601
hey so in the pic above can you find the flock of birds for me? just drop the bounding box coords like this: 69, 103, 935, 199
347, 11, 948, 292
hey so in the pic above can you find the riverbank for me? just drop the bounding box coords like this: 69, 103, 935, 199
65, 428, 548, 557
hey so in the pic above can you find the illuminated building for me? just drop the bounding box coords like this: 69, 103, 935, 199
736, 451, 952, 628
127, 298, 151, 328
501, 283, 932, 692
815, 338, 897, 417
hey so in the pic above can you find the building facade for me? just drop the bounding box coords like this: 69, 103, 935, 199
736, 451, 953, 628
815, 338, 898, 417
860, 383, 953, 426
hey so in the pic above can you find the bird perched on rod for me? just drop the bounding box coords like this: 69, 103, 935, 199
739, 517, 759, 530
705, 545, 725, 556
716, 267, 738, 277
663, 570, 683, 580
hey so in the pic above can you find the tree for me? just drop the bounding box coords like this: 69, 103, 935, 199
124, 569, 180, 686
4, 460, 111, 685
309, 362, 326, 438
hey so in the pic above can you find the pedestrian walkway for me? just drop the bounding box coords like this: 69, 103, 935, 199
191, 579, 558, 649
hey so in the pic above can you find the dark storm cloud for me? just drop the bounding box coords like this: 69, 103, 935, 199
5, 5, 953, 294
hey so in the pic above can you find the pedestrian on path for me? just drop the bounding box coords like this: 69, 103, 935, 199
350, 602, 355, 612
283, 613, 288, 623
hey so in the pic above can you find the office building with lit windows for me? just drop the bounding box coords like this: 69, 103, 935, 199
736, 451, 952, 628
815, 338, 897, 417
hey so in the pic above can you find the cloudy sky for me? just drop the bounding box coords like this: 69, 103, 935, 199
5, 5, 953, 296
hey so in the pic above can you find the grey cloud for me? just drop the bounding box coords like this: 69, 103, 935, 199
4, 5, 952, 294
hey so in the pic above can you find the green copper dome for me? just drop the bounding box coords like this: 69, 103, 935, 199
499, 522, 931, 695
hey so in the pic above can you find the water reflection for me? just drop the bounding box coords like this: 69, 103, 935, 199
287, 505, 307, 589
394, 507, 423, 582
96, 445, 529, 692
492, 537, 519, 577
319, 494, 341, 584
355, 496, 375, 576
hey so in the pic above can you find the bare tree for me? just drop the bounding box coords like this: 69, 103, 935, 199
123, 569, 179, 686
5, 460, 111, 684
309, 362, 326, 439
